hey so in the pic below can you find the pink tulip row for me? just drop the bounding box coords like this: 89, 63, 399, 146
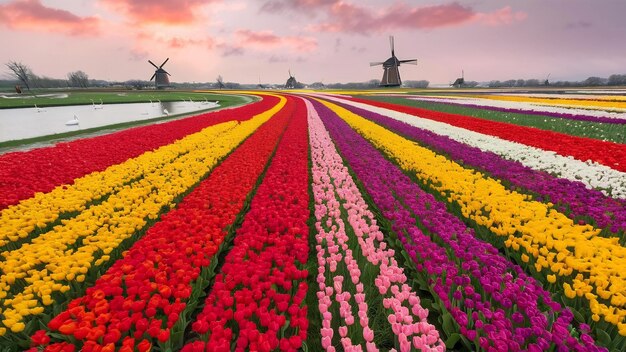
312, 174, 375, 352
307, 99, 445, 352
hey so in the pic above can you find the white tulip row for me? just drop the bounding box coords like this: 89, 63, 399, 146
312, 94, 626, 199
407, 96, 626, 120
498, 93, 626, 100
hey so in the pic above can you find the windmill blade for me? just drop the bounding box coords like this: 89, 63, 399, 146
400, 59, 418, 65
389, 36, 395, 55
150, 73, 156, 81
370, 62, 384, 66
162, 70, 171, 76
148, 60, 159, 69
160, 57, 170, 68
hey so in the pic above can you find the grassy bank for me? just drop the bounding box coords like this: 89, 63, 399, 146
0, 90, 241, 109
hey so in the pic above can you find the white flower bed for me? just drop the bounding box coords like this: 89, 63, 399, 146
407, 96, 626, 120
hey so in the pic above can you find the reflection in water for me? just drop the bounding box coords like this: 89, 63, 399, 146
0, 101, 219, 142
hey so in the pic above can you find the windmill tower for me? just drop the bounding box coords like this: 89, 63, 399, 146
370, 36, 417, 87
148, 58, 171, 89
451, 70, 465, 88
285, 70, 297, 89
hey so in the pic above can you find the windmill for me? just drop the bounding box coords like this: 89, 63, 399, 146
451, 70, 465, 88
257, 76, 266, 89
285, 70, 298, 89
148, 58, 171, 89
370, 36, 417, 87
544, 73, 551, 86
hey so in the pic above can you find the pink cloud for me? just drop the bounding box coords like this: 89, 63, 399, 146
264, 1, 526, 34
167, 37, 215, 49
473, 6, 528, 26
130, 30, 215, 55
217, 44, 245, 57
235, 29, 318, 52
260, 0, 336, 13
100, 0, 219, 25
309, 2, 477, 33
0, 0, 100, 36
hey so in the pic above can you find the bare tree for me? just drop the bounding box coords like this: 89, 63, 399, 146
5, 61, 33, 90
67, 70, 90, 88
216, 75, 225, 89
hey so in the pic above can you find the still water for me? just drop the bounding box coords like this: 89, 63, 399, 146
0, 100, 219, 142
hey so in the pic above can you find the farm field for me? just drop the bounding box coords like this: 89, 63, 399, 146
0, 88, 625, 351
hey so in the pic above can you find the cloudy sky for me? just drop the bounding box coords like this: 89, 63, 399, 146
1, 0, 625, 85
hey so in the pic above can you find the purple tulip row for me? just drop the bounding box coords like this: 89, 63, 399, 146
309, 98, 606, 352
408, 97, 626, 125
332, 100, 626, 235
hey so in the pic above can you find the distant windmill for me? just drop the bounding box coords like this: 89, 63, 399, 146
216, 75, 225, 89
285, 70, 298, 89
451, 70, 465, 88
544, 73, 551, 86
370, 36, 417, 87
258, 76, 266, 89
148, 58, 171, 89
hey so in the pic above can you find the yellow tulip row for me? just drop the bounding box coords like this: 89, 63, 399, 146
0, 126, 232, 249
0, 95, 286, 335
0, 91, 271, 248
318, 99, 626, 336
463, 94, 626, 110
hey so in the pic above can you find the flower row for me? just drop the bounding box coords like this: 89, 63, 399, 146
0, 95, 282, 250
313, 97, 606, 351
467, 94, 626, 112
331, 100, 626, 234
320, 98, 626, 339
181, 97, 310, 352
0, 95, 279, 210
408, 96, 626, 124
347, 96, 626, 173
25, 96, 294, 351
0, 97, 285, 337
0, 122, 235, 249
307, 99, 444, 352
323, 95, 626, 199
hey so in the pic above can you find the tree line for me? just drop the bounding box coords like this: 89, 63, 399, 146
5, 61, 94, 90
8, 59, 625, 90
487, 75, 626, 88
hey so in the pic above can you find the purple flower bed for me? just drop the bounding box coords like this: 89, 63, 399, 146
333, 100, 626, 235
408, 97, 626, 125
310, 98, 605, 352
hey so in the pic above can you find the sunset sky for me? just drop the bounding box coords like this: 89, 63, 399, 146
1, 0, 625, 85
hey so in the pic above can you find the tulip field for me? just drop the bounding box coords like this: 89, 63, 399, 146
0, 89, 625, 351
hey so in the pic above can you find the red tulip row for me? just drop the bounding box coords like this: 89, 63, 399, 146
0, 95, 279, 210
181, 97, 310, 352
348, 96, 626, 172
26, 96, 294, 352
